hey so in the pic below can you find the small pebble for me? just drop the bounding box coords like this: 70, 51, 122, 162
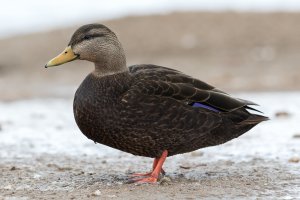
116, 181, 123, 185
275, 111, 291, 118
75, 171, 84, 176
160, 176, 172, 185
179, 165, 191, 169
292, 134, 300, 139
107, 194, 117, 198
225, 160, 235, 166
3, 185, 12, 190
10, 166, 16, 171
190, 151, 204, 157
33, 173, 42, 179
288, 157, 300, 163
92, 190, 102, 196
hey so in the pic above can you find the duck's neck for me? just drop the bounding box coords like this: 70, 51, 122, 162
93, 48, 128, 77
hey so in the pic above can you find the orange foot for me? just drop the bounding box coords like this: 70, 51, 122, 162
133, 176, 158, 184
130, 172, 152, 177
130, 169, 165, 178
129, 150, 168, 184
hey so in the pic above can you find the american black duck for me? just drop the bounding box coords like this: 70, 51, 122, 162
45, 24, 268, 183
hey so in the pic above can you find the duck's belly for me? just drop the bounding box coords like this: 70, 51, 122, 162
73, 101, 160, 157
73, 89, 252, 158
73, 97, 152, 156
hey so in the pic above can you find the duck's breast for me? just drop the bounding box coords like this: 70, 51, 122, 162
73, 73, 130, 144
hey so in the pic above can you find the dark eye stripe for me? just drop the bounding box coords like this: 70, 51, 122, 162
84, 33, 105, 40
74, 33, 105, 45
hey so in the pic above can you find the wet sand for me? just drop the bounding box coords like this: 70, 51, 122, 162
1, 155, 299, 199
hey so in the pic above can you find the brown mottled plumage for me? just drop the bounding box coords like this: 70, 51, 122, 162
46, 24, 268, 183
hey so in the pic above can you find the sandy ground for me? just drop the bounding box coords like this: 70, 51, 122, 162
1, 12, 300, 100
0, 93, 299, 199
1, 154, 299, 199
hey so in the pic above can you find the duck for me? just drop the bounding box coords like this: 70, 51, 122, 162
45, 24, 268, 183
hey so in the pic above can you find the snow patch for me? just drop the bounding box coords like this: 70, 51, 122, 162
0, 93, 299, 165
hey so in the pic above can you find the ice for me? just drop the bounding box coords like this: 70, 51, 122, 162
0, 92, 299, 164
0, 98, 117, 158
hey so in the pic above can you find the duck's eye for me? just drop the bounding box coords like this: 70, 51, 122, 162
82, 34, 104, 41
84, 35, 91, 40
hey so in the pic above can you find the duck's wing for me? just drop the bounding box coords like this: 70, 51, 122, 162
126, 64, 257, 112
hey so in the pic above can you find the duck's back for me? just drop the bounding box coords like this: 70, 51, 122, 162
74, 65, 268, 158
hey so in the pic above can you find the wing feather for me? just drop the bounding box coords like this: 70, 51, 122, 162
127, 65, 258, 112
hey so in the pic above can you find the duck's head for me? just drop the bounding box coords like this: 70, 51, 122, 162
45, 24, 127, 75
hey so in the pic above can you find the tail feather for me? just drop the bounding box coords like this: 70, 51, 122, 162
238, 114, 269, 125
245, 106, 263, 114
237, 98, 259, 106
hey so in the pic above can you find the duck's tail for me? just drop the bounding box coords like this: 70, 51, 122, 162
238, 114, 269, 125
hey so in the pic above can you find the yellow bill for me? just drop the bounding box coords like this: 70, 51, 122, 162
45, 46, 78, 68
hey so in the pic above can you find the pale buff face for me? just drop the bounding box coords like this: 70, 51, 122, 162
46, 24, 127, 75
70, 25, 122, 64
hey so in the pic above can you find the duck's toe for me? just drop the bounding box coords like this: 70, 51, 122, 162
131, 176, 158, 184
129, 172, 152, 177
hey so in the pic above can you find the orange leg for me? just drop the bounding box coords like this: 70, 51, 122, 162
130, 155, 166, 177
131, 150, 168, 183
130, 158, 159, 177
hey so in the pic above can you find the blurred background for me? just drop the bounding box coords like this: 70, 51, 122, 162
1, 0, 300, 100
